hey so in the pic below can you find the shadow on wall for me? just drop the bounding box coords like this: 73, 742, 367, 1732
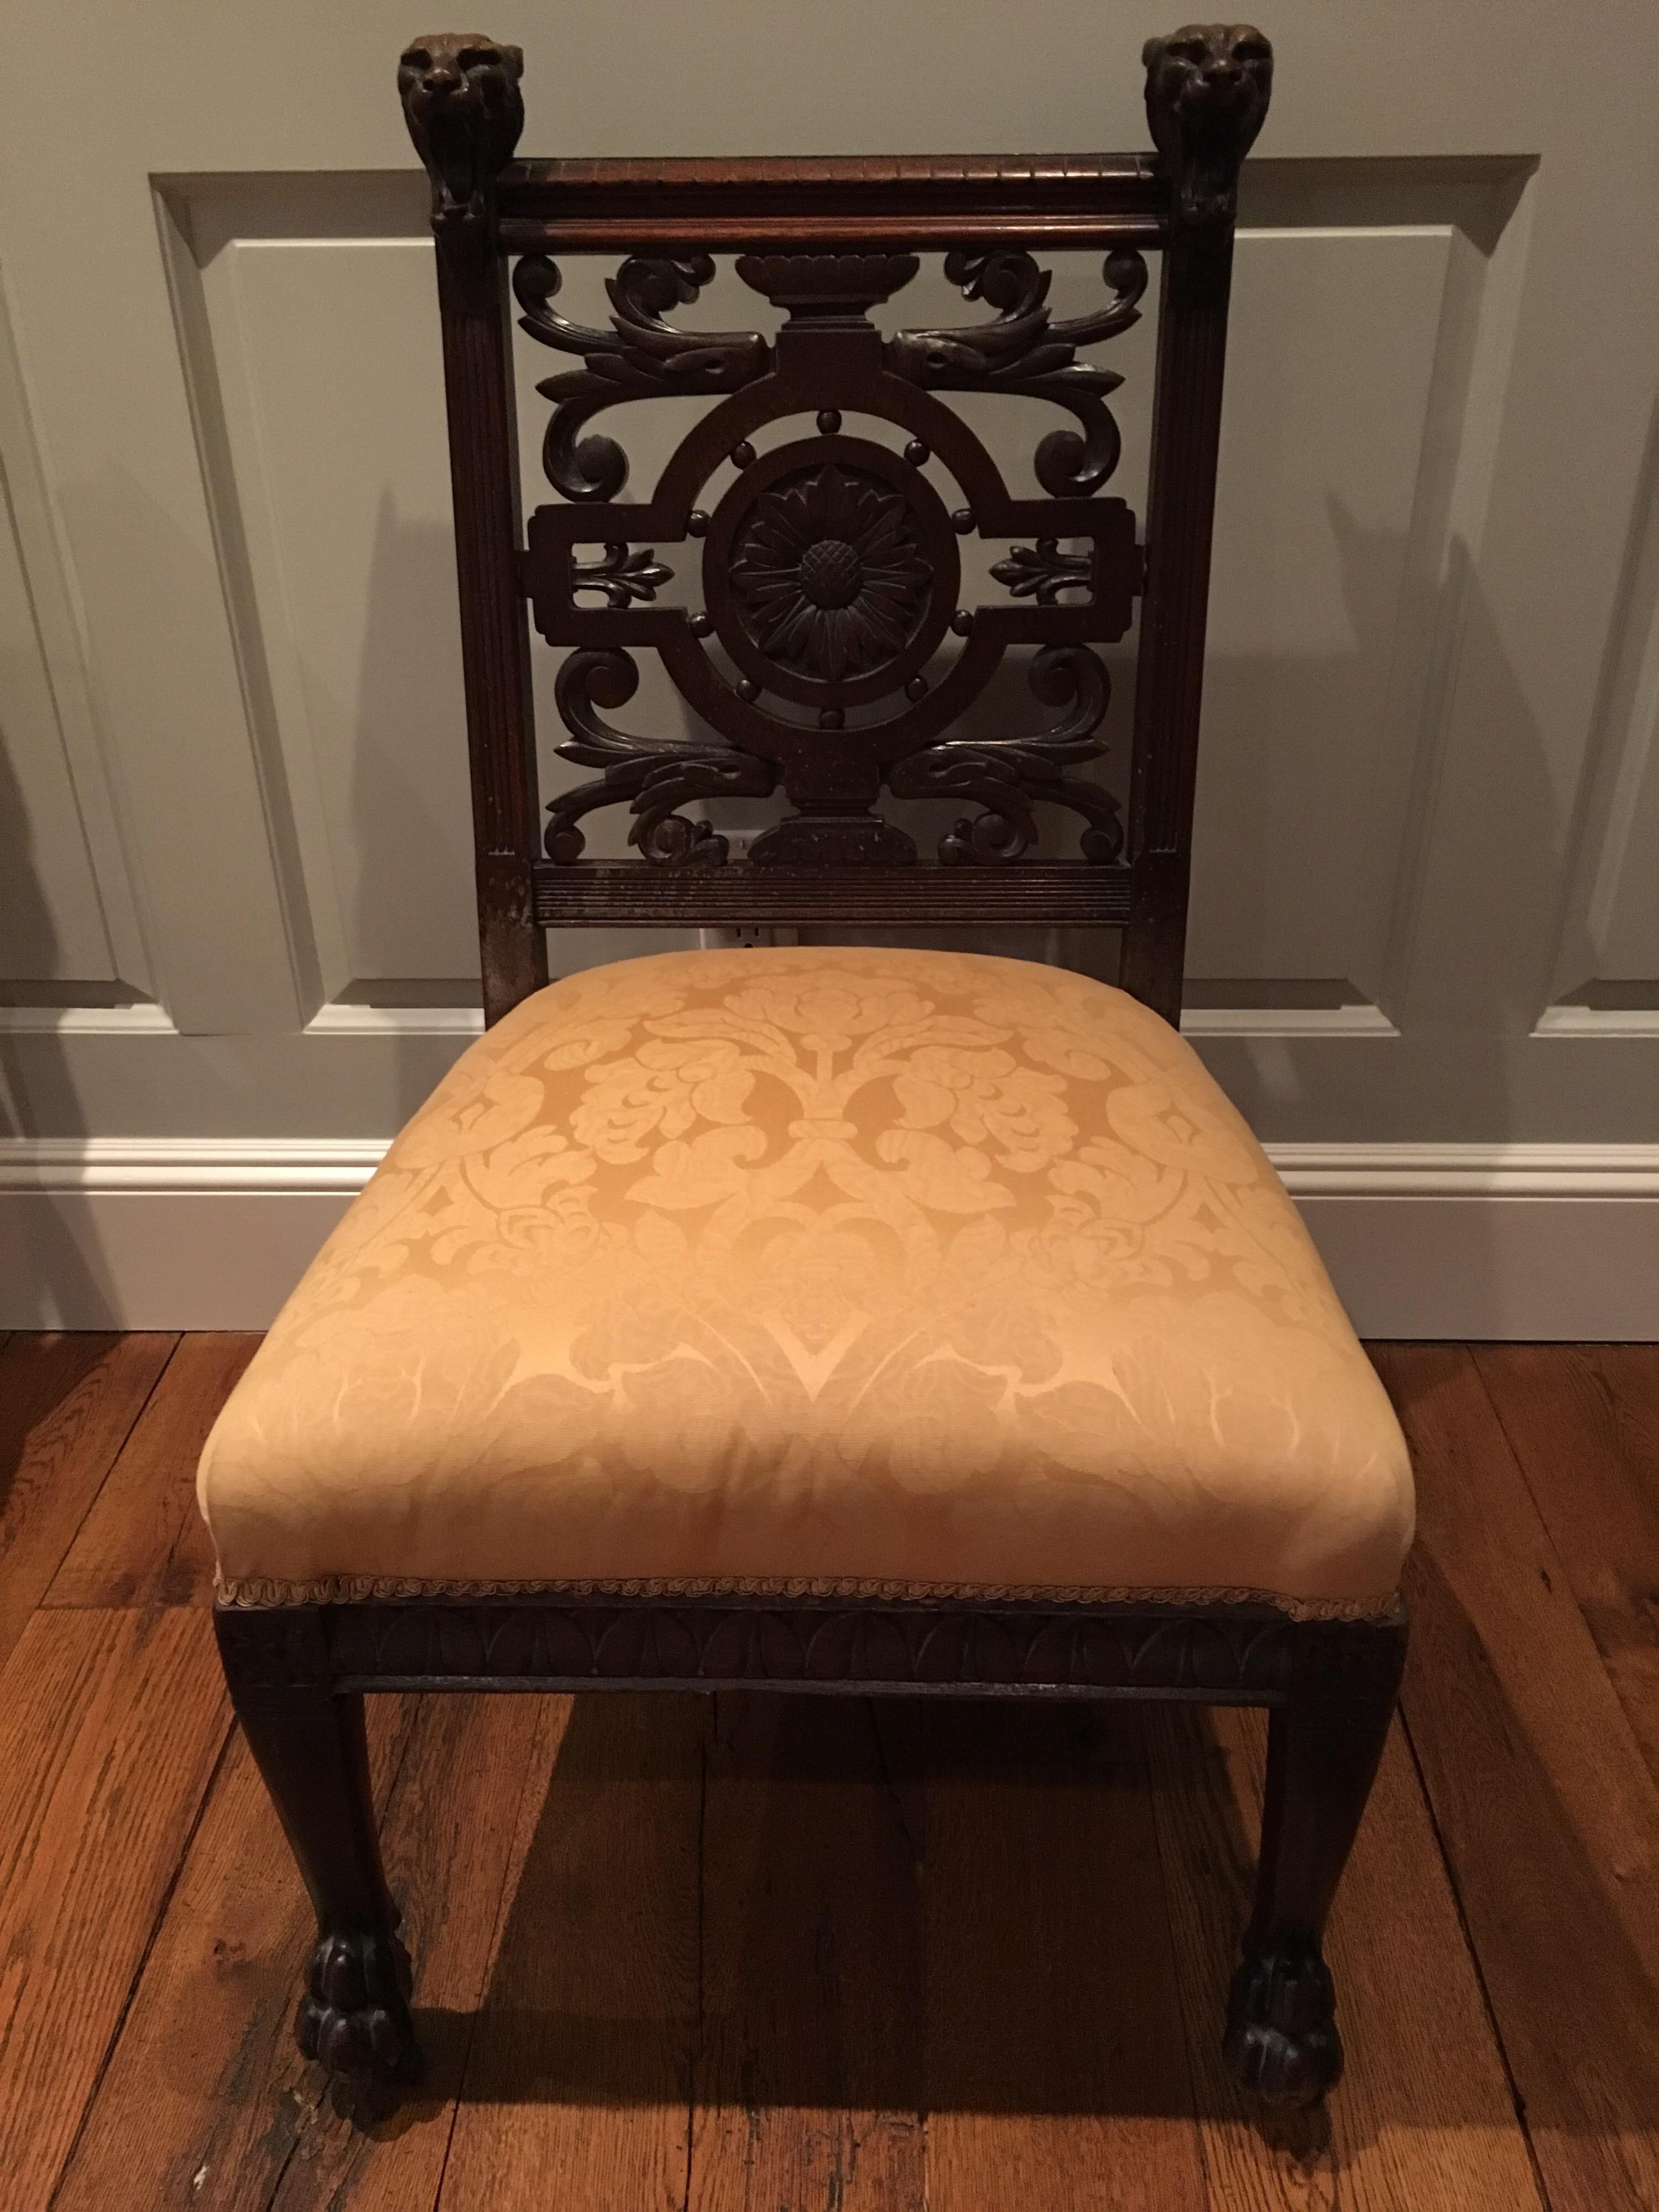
1191, 495, 1561, 1333
0, 732, 117, 1328
348, 491, 479, 1059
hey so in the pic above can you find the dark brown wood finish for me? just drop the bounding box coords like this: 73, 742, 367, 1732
1121, 25, 1272, 1022
496, 152, 1171, 255
206, 18, 1400, 2122
399, 24, 1273, 1022
216, 1585, 1402, 2108
400, 33, 547, 1024
217, 1609, 421, 2081
531, 858, 1134, 926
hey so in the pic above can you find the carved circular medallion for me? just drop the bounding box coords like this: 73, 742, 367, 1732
704, 434, 961, 709
729, 466, 931, 681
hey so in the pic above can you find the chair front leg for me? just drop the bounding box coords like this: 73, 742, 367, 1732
1224, 1613, 1407, 2106
216, 1611, 421, 2081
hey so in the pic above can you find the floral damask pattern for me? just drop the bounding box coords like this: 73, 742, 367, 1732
199, 948, 1413, 1613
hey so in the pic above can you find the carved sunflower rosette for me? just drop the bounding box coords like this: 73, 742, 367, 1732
518, 244, 1147, 870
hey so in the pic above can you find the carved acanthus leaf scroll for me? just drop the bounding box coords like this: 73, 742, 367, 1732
546, 649, 778, 865
888, 645, 1124, 865
514, 254, 768, 500
397, 33, 524, 230
1142, 23, 1274, 234
886, 247, 1147, 496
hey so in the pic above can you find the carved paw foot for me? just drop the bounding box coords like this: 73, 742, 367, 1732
296, 1926, 422, 2081
1223, 1946, 1342, 2107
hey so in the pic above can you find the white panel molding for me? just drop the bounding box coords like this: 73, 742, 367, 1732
1, 1138, 1653, 1338
1269, 1143, 1659, 1196
1374, 166, 1539, 1025
1532, 1005, 1659, 1040
302, 1002, 483, 1037
0, 263, 154, 997
1182, 1006, 1399, 1039
6, 1135, 1653, 1198
0, 1138, 384, 1191
1545, 384, 1659, 1005
0, 1003, 176, 1035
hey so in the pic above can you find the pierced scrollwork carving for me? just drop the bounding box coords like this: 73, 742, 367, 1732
397, 33, 524, 231
990, 539, 1094, 606
514, 254, 768, 500
888, 644, 1124, 866
887, 247, 1147, 497
570, 543, 673, 607
546, 648, 778, 865
1142, 23, 1274, 236
520, 247, 1145, 873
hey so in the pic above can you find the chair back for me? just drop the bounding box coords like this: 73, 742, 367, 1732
397, 24, 1274, 1025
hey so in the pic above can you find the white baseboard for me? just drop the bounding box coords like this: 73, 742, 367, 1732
0, 1140, 1655, 1338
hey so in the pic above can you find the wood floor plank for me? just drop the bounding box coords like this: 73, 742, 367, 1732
0, 1332, 176, 1667
689, 1694, 924, 2212
0, 1607, 228, 2211
48, 1698, 408, 2212
436, 1693, 705, 2212
1375, 1343, 1659, 2212
1597, 1344, 1659, 1462
1472, 1342, 1659, 1785
272, 1693, 556, 2212
923, 1699, 1208, 2212
1146, 1701, 1546, 2212
45, 1333, 258, 1609
53, 1688, 550, 2212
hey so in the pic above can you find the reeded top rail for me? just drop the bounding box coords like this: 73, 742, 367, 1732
495, 152, 1170, 254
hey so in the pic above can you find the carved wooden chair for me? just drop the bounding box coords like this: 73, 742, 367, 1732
199, 23, 1414, 2111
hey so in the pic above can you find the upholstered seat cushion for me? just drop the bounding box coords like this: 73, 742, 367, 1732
198, 946, 1412, 1616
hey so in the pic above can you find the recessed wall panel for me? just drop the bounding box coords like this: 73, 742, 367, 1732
1187, 225, 1453, 995
210, 233, 476, 993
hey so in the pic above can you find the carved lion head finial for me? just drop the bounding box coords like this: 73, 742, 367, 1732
398, 32, 525, 230
1142, 24, 1274, 232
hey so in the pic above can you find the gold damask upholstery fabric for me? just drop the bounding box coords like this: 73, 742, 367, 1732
198, 947, 1413, 1616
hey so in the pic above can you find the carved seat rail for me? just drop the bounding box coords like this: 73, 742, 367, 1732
217, 1595, 1395, 1705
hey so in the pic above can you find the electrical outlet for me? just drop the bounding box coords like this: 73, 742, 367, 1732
701, 922, 779, 950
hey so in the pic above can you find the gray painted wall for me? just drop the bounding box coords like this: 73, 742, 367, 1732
1, 2, 1655, 1190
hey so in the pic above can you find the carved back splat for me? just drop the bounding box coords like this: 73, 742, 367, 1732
399, 23, 1273, 1025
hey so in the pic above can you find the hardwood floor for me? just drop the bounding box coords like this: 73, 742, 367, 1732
1, 1333, 1655, 2210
